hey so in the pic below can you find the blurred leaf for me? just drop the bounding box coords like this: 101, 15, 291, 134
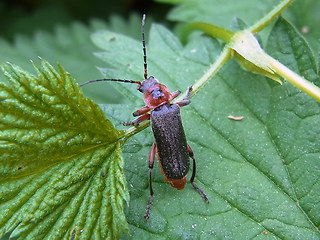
0, 14, 144, 104
92, 15, 320, 240
0, 0, 135, 40
0, 4, 72, 39
154, 0, 183, 4
0, 60, 129, 239
165, 0, 283, 32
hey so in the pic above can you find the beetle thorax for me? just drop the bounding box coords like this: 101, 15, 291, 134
139, 77, 171, 108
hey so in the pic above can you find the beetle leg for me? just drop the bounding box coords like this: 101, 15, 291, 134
169, 90, 181, 101
145, 142, 157, 220
187, 144, 209, 203
176, 86, 193, 107
133, 106, 151, 116
185, 86, 193, 100
177, 100, 190, 107
121, 113, 150, 126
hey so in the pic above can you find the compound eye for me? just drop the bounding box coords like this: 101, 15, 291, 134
151, 88, 164, 99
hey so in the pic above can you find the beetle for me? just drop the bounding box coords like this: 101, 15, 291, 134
80, 14, 209, 220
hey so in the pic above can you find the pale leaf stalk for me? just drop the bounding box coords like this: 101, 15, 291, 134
266, 55, 320, 101
229, 30, 320, 103
187, 46, 231, 98
249, 0, 293, 33
186, 22, 233, 42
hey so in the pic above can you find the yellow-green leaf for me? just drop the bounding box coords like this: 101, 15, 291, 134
0, 60, 129, 239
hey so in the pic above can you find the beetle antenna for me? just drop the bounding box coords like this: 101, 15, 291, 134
80, 14, 148, 88
80, 79, 141, 87
142, 13, 148, 80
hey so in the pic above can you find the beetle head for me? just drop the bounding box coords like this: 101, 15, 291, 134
138, 76, 159, 93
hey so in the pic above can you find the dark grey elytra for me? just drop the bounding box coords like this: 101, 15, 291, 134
151, 104, 190, 180
80, 14, 209, 221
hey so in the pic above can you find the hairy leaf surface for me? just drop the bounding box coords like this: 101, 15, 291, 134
0, 61, 129, 239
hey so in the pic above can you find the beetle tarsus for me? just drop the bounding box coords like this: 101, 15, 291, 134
144, 195, 153, 221
120, 121, 137, 126
176, 86, 192, 107
191, 182, 209, 203
185, 86, 193, 100
188, 144, 209, 203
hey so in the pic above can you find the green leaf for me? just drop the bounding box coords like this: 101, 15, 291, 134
282, 0, 320, 63
91, 17, 320, 239
0, 60, 129, 239
265, 17, 320, 230
0, 14, 144, 104
165, 0, 284, 31
267, 17, 318, 81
